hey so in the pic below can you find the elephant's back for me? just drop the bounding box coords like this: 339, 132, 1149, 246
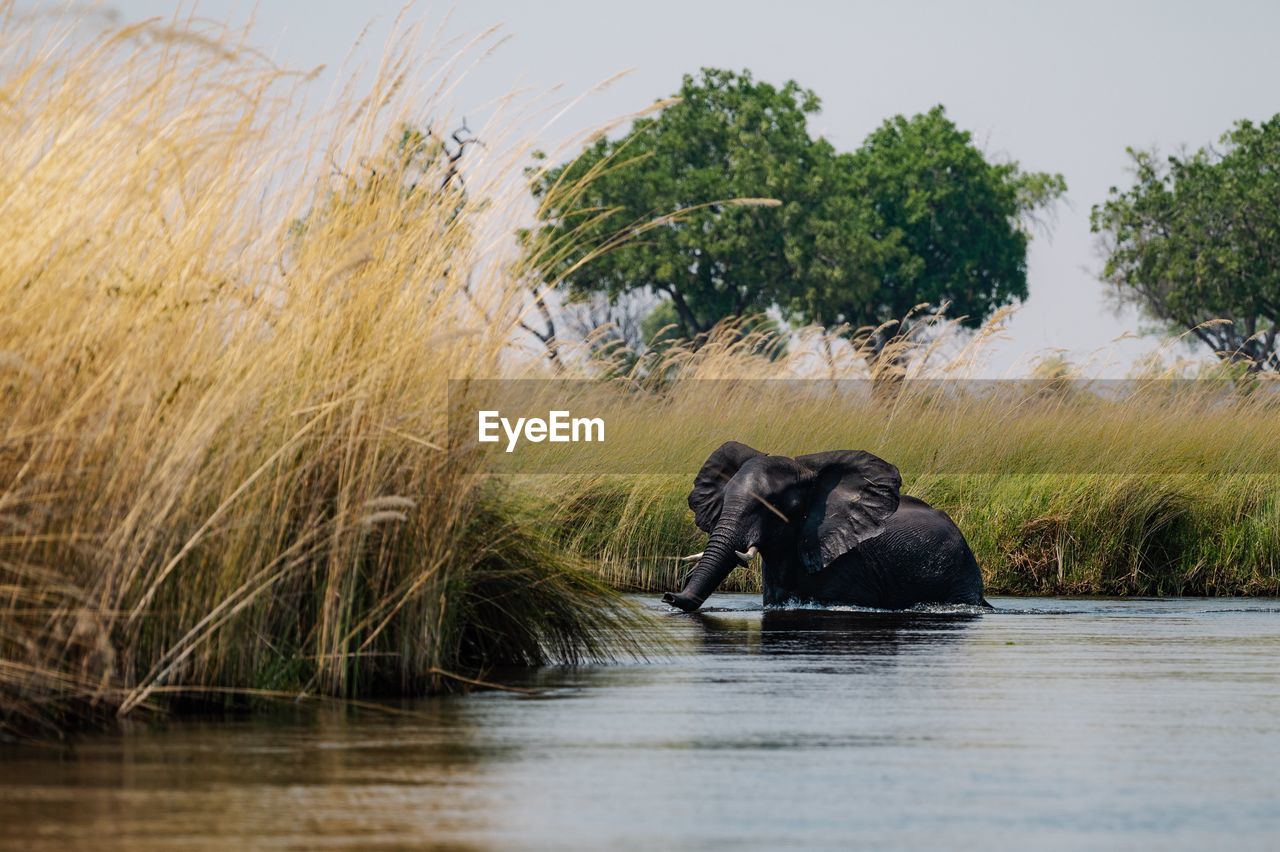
885, 494, 965, 544
864, 493, 984, 604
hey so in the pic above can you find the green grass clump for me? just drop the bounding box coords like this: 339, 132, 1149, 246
917, 474, 1280, 595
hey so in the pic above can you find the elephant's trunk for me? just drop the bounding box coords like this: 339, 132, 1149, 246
662, 507, 746, 612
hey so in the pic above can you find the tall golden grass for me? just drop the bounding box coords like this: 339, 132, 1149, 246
0, 9, 649, 738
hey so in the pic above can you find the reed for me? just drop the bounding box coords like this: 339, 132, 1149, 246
0, 9, 651, 739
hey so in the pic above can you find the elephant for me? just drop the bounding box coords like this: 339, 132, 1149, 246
661, 442, 990, 612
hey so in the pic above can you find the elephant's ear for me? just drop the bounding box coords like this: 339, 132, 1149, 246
688, 441, 765, 533
795, 450, 901, 574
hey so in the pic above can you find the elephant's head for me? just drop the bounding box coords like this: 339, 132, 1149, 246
661, 441, 902, 612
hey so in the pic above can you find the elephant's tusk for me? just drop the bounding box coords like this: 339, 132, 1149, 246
735, 545, 759, 564
678, 552, 704, 562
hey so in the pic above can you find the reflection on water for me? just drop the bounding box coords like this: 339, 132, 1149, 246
3, 596, 1280, 850
692, 608, 982, 657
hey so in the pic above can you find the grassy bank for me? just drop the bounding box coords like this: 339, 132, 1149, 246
519, 331, 1280, 598
0, 13, 651, 739
542, 472, 1280, 597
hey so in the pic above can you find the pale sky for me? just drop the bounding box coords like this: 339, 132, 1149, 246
91, 1, 1280, 374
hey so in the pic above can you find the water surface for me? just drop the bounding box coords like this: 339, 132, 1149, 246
3, 596, 1279, 850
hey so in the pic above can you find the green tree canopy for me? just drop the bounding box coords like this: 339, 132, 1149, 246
795, 107, 1065, 352
527, 69, 1063, 356
528, 68, 844, 341
1091, 115, 1280, 372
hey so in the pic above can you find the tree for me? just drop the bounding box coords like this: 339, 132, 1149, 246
527, 68, 852, 343
527, 72, 1063, 359
1091, 116, 1280, 372
793, 107, 1066, 357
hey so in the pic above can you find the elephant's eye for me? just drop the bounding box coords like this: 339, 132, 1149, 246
780, 491, 805, 516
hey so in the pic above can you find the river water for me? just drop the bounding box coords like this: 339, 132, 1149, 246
2, 596, 1279, 850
